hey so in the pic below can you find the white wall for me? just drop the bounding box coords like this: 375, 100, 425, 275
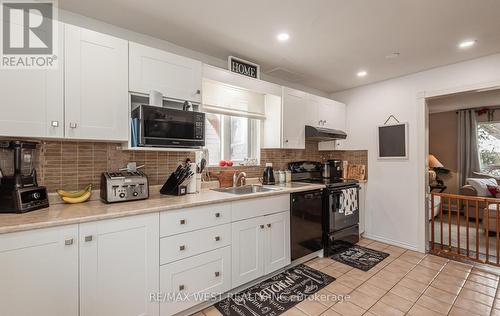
331, 53, 500, 251
60, 9, 329, 98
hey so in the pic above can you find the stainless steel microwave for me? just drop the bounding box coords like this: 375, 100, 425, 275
131, 104, 205, 148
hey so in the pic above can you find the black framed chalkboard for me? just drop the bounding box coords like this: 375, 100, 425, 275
378, 123, 408, 159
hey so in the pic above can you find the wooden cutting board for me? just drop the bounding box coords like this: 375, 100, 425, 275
347, 164, 366, 180
211, 170, 237, 188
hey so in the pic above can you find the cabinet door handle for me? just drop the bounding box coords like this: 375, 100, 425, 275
260, 225, 265, 229
196, 89, 201, 94
69, 122, 78, 129
179, 245, 186, 251
179, 285, 185, 291
64, 238, 74, 246
215, 236, 220, 241
215, 212, 220, 218
215, 271, 220, 277
180, 219, 186, 225
84, 235, 93, 242
285, 140, 289, 143
51, 120, 59, 127
267, 223, 272, 228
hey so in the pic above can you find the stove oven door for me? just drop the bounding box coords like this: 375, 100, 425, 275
327, 185, 360, 232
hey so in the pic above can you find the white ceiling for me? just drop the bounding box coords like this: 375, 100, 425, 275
60, 0, 500, 93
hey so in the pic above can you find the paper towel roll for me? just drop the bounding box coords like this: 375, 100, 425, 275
149, 90, 163, 106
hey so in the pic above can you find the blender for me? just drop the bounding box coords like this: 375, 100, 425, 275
0, 140, 49, 213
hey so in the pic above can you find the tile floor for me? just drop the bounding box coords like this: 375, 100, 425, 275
198, 238, 500, 316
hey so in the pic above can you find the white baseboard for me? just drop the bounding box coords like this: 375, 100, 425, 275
363, 233, 421, 252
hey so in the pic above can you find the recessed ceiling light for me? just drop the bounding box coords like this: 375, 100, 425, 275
458, 40, 476, 49
277, 33, 290, 42
357, 71, 367, 77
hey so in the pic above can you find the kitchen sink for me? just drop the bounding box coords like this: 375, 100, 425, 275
212, 185, 279, 195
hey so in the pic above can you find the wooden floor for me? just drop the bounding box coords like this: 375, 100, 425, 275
194, 238, 500, 316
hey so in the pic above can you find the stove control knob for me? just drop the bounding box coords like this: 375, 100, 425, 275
133, 192, 138, 197
119, 193, 126, 198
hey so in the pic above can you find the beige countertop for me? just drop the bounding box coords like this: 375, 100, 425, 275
0, 183, 325, 235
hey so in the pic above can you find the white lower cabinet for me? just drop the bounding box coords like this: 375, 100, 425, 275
0, 225, 79, 316
0, 194, 293, 316
159, 246, 231, 316
231, 216, 265, 287
264, 211, 291, 274
79, 213, 159, 316
231, 210, 291, 288
160, 223, 231, 265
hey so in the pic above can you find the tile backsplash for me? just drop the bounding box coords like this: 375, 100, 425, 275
0, 140, 367, 192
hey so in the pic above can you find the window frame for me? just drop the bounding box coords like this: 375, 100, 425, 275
477, 120, 500, 176
206, 114, 261, 166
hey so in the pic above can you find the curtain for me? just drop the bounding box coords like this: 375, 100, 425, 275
457, 110, 480, 186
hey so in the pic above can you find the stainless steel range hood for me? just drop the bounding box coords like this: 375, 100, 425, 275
305, 125, 347, 141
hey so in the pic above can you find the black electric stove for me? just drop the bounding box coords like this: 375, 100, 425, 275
288, 161, 360, 259
297, 177, 359, 187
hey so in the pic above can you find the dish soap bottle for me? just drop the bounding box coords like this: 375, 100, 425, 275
262, 163, 275, 185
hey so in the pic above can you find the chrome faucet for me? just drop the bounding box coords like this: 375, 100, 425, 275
233, 172, 247, 187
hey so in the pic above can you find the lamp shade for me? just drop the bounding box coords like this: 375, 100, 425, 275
428, 154, 444, 168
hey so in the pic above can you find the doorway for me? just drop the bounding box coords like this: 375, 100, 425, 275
425, 87, 500, 266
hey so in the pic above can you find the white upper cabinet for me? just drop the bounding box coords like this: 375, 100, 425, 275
65, 25, 129, 141
0, 225, 79, 316
324, 99, 346, 131
79, 213, 159, 316
282, 87, 308, 149
129, 42, 202, 103
0, 23, 64, 138
307, 94, 346, 131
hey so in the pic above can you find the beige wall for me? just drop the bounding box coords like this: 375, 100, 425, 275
429, 111, 459, 193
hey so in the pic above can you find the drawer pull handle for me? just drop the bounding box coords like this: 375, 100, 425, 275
65, 238, 74, 246
179, 285, 185, 291
84, 235, 93, 242
260, 225, 265, 229
215, 236, 220, 241
267, 223, 272, 228
180, 219, 186, 225
179, 245, 186, 251
215, 212, 221, 218
215, 271, 220, 277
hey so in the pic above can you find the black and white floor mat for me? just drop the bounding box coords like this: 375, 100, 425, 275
214, 264, 335, 316
330, 242, 389, 271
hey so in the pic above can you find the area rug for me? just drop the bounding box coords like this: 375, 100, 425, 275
330, 243, 389, 271
214, 264, 335, 316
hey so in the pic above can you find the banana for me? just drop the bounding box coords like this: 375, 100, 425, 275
57, 184, 92, 198
61, 190, 92, 204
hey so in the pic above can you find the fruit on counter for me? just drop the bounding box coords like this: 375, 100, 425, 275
218, 160, 234, 167
61, 190, 92, 204
57, 184, 92, 203
57, 184, 92, 198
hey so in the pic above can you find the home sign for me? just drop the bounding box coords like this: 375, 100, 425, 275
228, 56, 260, 79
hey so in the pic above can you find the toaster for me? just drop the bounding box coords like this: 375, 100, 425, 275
100, 170, 149, 203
